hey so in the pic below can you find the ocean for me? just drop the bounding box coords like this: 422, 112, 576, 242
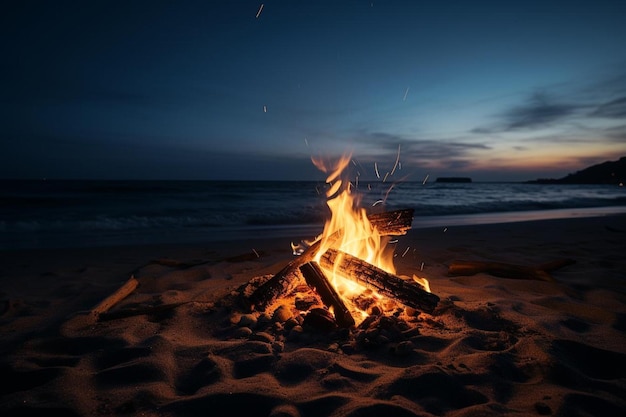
1, 179, 625, 250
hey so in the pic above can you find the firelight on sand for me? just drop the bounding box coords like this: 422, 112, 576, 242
309, 154, 431, 318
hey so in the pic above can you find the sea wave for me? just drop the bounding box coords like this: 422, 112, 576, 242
1, 180, 624, 249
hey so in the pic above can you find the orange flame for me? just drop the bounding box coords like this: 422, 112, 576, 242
312, 154, 396, 306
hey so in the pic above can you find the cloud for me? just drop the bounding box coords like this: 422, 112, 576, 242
590, 96, 626, 118
319, 130, 495, 179
471, 68, 626, 136
501, 91, 580, 130
603, 124, 626, 142
351, 131, 491, 161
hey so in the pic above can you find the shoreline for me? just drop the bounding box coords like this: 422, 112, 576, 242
3, 205, 626, 252
412, 205, 626, 229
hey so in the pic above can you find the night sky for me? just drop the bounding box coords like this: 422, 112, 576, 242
2, 0, 626, 181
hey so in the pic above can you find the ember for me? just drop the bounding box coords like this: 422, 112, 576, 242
246, 154, 439, 328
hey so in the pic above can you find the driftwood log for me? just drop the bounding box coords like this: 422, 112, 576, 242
300, 261, 355, 328
447, 258, 575, 282
97, 301, 187, 322
246, 209, 414, 312
319, 248, 440, 314
90, 276, 139, 320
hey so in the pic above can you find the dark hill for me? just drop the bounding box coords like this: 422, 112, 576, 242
528, 156, 626, 185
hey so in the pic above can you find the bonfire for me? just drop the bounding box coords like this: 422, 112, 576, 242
243, 154, 439, 331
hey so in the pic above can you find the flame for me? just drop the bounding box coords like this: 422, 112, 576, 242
311, 154, 397, 308
303, 152, 432, 324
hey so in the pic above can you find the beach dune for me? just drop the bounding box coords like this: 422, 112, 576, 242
1, 215, 625, 416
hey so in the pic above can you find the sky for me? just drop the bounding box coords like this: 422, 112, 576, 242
2, 0, 626, 182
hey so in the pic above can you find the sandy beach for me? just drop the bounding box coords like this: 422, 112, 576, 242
1, 214, 625, 416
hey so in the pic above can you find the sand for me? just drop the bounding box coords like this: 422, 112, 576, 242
1, 215, 625, 416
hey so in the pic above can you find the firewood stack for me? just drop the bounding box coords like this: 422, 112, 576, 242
245, 209, 439, 329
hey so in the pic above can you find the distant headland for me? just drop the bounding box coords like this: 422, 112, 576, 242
435, 177, 472, 183
527, 156, 625, 185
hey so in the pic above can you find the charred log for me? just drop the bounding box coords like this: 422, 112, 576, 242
366, 208, 414, 236
246, 241, 319, 312
319, 249, 440, 314
300, 262, 355, 328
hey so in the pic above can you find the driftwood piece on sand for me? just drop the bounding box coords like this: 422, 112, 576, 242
246, 209, 415, 312
319, 248, 440, 314
91, 276, 139, 320
300, 261, 355, 328
447, 258, 575, 282
97, 301, 187, 322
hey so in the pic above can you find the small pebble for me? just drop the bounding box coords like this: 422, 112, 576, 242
250, 331, 274, 344
287, 325, 304, 342
269, 404, 301, 417
233, 327, 253, 338
238, 313, 258, 329
273, 305, 293, 323
272, 341, 284, 353
393, 340, 414, 356
341, 343, 356, 354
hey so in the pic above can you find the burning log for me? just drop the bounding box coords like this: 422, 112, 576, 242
319, 249, 440, 314
299, 261, 355, 328
245, 242, 317, 312
366, 208, 414, 236
246, 209, 415, 312
447, 258, 575, 282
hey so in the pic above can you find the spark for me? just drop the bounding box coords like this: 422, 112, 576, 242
256, 3, 264, 18
420, 262, 424, 271
383, 183, 395, 203
401, 247, 410, 257
403, 86, 410, 101
263, 105, 267, 112
372, 199, 384, 206
252, 248, 260, 258
374, 162, 380, 179
382, 172, 390, 183
389, 239, 399, 244
422, 174, 429, 185
390, 144, 401, 176
443, 227, 448, 233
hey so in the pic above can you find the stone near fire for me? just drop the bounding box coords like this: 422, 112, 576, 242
269, 403, 301, 417
272, 305, 293, 323
233, 326, 253, 338
303, 308, 337, 332
287, 325, 304, 342
238, 313, 258, 329
294, 294, 320, 311
393, 340, 415, 356
250, 331, 274, 344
